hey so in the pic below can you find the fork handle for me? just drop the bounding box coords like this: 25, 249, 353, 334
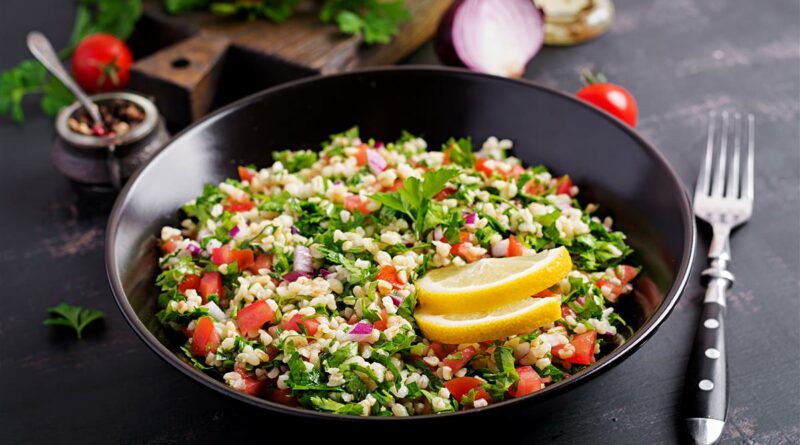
684, 269, 732, 445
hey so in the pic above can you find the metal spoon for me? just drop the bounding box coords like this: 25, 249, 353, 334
26, 31, 106, 134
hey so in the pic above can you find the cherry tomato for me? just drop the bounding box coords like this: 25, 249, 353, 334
71, 33, 133, 93
576, 71, 638, 126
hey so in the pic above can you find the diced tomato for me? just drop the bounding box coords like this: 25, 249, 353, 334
475, 157, 494, 177
451, 243, 482, 263
248, 253, 273, 274
524, 180, 546, 196
178, 274, 201, 294
429, 342, 457, 360
508, 165, 525, 180
191, 316, 220, 356
507, 366, 543, 397
374, 309, 389, 331
553, 331, 597, 365
280, 313, 319, 336
344, 195, 370, 215
224, 196, 255, 213
376, 265, 404, 289
596, 278, 623, 302
212, 245, 234, 265
535, 288, 556, 297
355, 144, 368, 166
444, 377, 491, 405
507, 235, 524, 257
443, 147, 451, 164
434, 186, 457, 201
236, 300, 276, 337
199, 272, 224, 302
555, 175, 576, 197
236, 368, 265, 396
386, 179, 403, 192
443, 346, 476, 373
264, 388, 298, 406
160, 239, 179, 254
561, 305, 576, 319
238, 166, 255, 182
615, 265, 639, 285
232, 249, 254, 270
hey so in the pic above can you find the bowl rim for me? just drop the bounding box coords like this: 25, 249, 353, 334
105, 65, 695, 421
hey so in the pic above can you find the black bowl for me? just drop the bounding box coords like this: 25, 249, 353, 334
106, 67, 695, 420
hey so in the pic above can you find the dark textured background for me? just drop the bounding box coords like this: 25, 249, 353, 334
1, 0, 798, 443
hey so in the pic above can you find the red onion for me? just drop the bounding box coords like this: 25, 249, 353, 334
389, 295, 403, 306
346, 322, 375, 342
187, 241, 201, 256
375, 141, 385, 148
319, 268, 333, 278
229, 226, 240, 238
433, 227, 444, 241
465, 212, 477, 225
367, 149, 387, 175
283, 271, 312, 282
291, 225, 300, 235
293, 245, 313, 273
491, 239, 509, 257
435, 0, 544, 78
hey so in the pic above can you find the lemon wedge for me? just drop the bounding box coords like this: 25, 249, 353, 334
416, 246, 572, 314
415, 296, 562, 344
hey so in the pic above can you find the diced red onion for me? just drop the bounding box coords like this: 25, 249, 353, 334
349, 322, 373, 335
228, 226, 240, 238
283, 271, 312, 282
367, 149, 387, 175
187, 241, 201, 256
434, 0, 544, 78
389, 295, 403, 306
491, 239, 509, 257
577, 296, 586, 306
291, 225, 300, 235
375, 141, 384, 148
319, 268, 333, 278
293, 245, 313, 273
465, 212, 477, 225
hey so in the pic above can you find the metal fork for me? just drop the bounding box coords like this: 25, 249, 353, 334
685, 111, 755, 445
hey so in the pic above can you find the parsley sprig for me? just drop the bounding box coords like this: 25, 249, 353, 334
44, 303, 105, 339
370, 168, 460, 238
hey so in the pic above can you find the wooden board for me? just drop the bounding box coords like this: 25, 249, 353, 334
129, 0, 452, 126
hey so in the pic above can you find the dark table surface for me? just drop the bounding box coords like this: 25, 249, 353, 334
1, 0, 798, 444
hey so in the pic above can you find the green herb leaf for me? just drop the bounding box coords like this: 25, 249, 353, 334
44, 303, 104, 339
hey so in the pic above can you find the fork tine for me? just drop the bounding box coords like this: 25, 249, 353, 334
696, 112, 716, 198
742, 114, 755, 200
726, 113, 742, 198
711, 111, 729, 196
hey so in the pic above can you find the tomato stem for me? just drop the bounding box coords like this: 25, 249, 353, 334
581, 69, 608, 85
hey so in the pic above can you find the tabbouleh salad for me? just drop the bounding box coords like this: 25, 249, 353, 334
155, 128, 639, 416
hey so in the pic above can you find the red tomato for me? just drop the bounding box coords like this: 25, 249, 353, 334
178, 274, 201, 294
344, 195, 370, 215
508, 366, 543, 397
236, 300, 276, 337
576, 75, 638, 126
224, 196, 255, 213
238, 166, 255, 182
444, 377, 491, 404
199, 272, 224, 301
555, 175, 576, 197
71, 33, 132, 93
374, 309, 389, 331
376, 265, 404, 289
535, 288, 556, 297
248, 253, 273, 274
211, 245, 234, 265
615, 265, 639, 285
281, 313, 319, 336
386, 179, 403, 192
232, 249, 254, 270
442, 346, 477, 373
191, 316, 220, 356
524, 180, 546, 196
264, 388, 298, 406
508, 165, 525, 180
475, 157, 494, 177
355, 144, 368, 166
507, 235, 524, 257
451, 243, 482, 263
235, 368, 265, 396
596, 278, 623, 302
434, 186, 457, 201
553, 331, 597, 365
160, 239, 179, 254
429, 342, 456, 360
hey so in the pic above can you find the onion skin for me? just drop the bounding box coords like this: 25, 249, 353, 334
434, 0, 467, 68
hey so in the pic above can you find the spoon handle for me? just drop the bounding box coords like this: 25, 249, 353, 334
26, 31, 103, 124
